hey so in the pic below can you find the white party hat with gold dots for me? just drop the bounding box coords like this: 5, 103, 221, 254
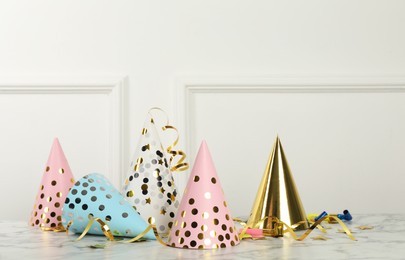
123, 116, 180, 234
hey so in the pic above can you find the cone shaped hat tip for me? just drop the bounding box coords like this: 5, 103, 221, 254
52, 137, 62, 148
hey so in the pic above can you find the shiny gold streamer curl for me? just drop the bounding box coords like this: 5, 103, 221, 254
65, 217, 154, 243
148, 108, 189, 172
236, 215, 356, 241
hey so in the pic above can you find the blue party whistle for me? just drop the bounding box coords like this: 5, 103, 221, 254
315, 211, 328, 221
337, 210, 352, 221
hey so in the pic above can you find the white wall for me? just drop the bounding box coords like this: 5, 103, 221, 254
1, 0, 405, 220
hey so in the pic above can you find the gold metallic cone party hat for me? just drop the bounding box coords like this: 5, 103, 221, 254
247, 136, 309, 235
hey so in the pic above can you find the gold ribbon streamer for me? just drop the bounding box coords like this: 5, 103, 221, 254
65, 217, 153, 243
148, 108, 189, 172
237, 215, 356, 241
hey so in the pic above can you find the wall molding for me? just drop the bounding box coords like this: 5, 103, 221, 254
175, 75, 405, 191
0, 75, 128, 188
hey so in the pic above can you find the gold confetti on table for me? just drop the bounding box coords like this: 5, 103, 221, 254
356, 225, 374, 230
311, 235, 330, 240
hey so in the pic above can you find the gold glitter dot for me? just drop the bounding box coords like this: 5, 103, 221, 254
44, 207, 49, 213
174, 220, 178, 226
220, 243, 226, 248
54, 202, 60, 208
142, 128, 148, 135
70, 178, 75, 183
230, 227, 234, 233
225, 214, 230, 220
231, 241, 235, 246
38, 204, 43, 210
212, 244, 218, 249
202, 212, 209, 219
194, 176, 200, 182
204, 192, 211, 199
181, 221, 187, 228
204, 238, 211, 246
57, 216, 62, 221
141, 184, 148, 190
211, 177, 216, 184
153, 169, 160, 178
45, 218, 50, 224
198, 233, 204, 239
51, 180, 57, 186
235, 235, 239, 241
59, 168, 64, 174
175, 230, 180, 236
213, 219, 219, 225
201, 225, 208, 231
41, 213, 46, 219
223, 201, 227, 207
47, 197, 52, 202
179, 237, 184, 244
210, 230, 216, 237
198, 245, 204, 249
40, 185, 44, 190
226, 233, 230, 240
45, 166, 50, 172
181, 211, 186, 218
126, 190, 134, 197
34, 211, 37, 217
148, 217, 155, 224
185, 230, 191, 237
221, 224, 227, 231
56, 192, 62, 198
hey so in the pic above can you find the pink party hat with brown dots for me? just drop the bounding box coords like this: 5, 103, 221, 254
29, 138, 75, 230
168, 141, 240, 249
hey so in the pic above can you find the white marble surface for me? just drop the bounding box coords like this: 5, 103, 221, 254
0, 215, 404, 259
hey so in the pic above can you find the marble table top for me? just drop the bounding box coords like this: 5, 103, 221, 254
0, 214, 404, 259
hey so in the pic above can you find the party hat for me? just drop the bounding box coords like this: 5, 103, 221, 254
29, 138, 75, 230
168, 141, 240, 249
123, 117, 180, 234
246, 136, 309, 235
62, 173, 155, 240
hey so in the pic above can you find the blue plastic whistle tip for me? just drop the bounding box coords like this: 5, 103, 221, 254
343, 209, 352, 221
315, 211, 328, 221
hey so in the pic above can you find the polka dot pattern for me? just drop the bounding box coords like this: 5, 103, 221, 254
62, 173, 155, 240
29, 138, 75, 229
168, 141, 239, 249
123, 118, 179, 234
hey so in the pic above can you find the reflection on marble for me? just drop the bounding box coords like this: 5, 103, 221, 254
0, 215, 404, 259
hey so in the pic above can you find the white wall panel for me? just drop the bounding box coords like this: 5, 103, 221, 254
1, 0, 405, 219
0, 78, 126, 221
178, 79, 405, 216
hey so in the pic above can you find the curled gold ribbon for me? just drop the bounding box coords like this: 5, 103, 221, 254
148, 108, 189, 172
65, 217, 154, 243
237, 215, 356, 241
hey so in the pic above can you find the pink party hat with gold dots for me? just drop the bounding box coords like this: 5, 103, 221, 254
168, 141, 240, 249
29, 138, 75, 230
